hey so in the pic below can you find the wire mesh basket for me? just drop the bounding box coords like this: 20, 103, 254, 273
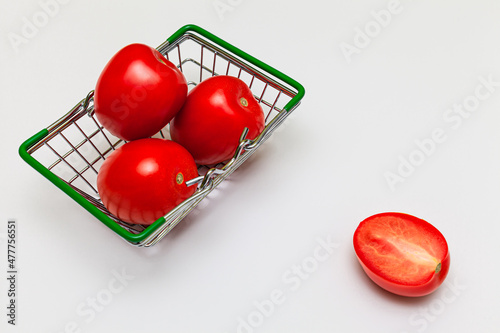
19, 24, 305, 247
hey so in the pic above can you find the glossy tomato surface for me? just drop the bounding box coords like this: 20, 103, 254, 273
97, 138, 198, 225
94, 43, 187, 141
353, 212, 450, 297
170, 75, 265, 165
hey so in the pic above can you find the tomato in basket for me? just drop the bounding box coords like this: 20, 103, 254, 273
97, 138, 198, 225
170, 75, 265, 166
94, 43, 187, 141
353, 212, 450, 297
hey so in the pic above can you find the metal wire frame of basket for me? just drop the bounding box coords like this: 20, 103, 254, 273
19, 24, 305, 247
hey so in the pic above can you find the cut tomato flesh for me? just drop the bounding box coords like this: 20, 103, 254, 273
353, 212, 450, 297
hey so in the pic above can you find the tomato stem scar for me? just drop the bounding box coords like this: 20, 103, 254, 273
435, 262, 442, 274
240, 97, 248, 107
176, 172, 184, 184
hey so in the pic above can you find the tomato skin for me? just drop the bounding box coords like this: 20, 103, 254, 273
94, 43, 187, 141
96, 138, 198, 225
169, 75, 265, 165
353, 212, 450, 297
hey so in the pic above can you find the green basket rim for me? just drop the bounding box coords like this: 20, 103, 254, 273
18, 24, 306, 245
166, 24, 305, 110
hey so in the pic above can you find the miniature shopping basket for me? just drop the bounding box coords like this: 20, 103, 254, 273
19, 24, 305, 247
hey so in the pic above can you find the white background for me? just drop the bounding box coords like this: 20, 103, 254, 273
1, 0, 500, 332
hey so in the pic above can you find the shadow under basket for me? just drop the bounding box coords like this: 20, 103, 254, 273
19, 24, 305, 247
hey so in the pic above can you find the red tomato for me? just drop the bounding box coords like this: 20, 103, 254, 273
169, 75, 265, 165
353, 212, 450, 297
96, 138, 198, 225
94, 43, 187, 141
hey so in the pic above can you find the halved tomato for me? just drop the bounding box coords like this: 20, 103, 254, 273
353, 212, 450, 297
